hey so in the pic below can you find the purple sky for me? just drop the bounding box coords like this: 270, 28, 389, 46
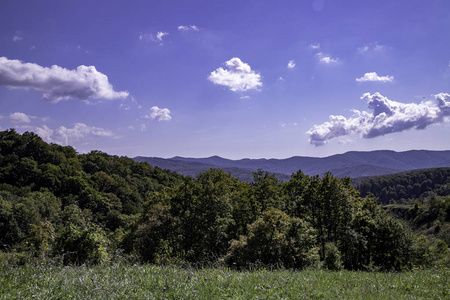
1, 0, 450, 159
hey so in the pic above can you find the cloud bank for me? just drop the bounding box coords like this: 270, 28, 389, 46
208, 57, 262, 92
0, 57, 129, 102
356, 72, 394, 83
307, 92, 450, 146
146, 106, 172, 121
35, 123, 113, 145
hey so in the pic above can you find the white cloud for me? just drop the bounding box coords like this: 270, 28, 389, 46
0, 57, 129, 102
139, 31, 169, 45
316, 53, 339, 64
208, 57, 262, 92
310, 43, 320, 50
307, 92, 450, 146
280, 122, 298, 127
357, 46, 369, 54
34, 125, 54, 142
119, 96, 141, 111
357, 43, 389, 54
146, 106, 172, 121
287, 60, 296, 69
139, 33, 153, 42
12, 31, 22, 42
356, 72, 394, 83
10, 112, 31, 123
156, 31, 169, 41
178, 25, 199, 31
374, 44, 387, 52
35, 123, 113, 145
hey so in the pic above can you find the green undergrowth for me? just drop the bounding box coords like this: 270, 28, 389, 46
1, 263, 449, 299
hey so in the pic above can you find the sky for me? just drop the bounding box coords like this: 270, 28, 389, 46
1, 0, 450, 159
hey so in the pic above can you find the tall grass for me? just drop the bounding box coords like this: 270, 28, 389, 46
1, 261, 449, 299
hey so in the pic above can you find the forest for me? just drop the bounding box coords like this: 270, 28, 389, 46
357, 168, 450, 204
1, 129, 449, 271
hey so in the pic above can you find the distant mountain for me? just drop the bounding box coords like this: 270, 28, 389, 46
134, 150, 450, 181
133, 156, 291, 181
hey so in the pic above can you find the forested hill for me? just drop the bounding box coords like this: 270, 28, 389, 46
0, 129, 184, 216
135, 149, 450, 179
356, 167, 450, 204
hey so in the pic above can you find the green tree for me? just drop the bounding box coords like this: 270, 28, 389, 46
225, 208, 319, 269
0, 195, 22, 245
249, 170, 284, 219
27, 219, 55, 259
54, 204, 109, 265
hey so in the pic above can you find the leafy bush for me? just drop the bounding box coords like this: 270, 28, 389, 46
224, 208, 319, 269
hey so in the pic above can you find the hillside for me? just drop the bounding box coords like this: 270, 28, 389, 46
134, 150, 450, 180
356, 167, 450, 204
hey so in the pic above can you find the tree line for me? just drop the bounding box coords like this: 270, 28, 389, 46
1, 129, 448, 270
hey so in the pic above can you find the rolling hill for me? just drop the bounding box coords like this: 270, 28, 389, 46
134, 150, 450, 181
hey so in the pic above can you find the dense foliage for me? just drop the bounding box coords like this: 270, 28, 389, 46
1, 129, 449, 271
357, 168, 450, 204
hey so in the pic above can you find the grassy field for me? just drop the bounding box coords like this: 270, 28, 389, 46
1, 263, 449, 299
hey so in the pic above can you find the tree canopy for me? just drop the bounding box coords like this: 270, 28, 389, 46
1, 129, 448, 270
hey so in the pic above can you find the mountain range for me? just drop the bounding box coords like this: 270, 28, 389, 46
134, 150, 450, 181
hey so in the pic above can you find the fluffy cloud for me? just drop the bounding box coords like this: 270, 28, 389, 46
287, 60, 296, 69
0, 57, 128, 102
316, 53, 339, 64
178, 25, 199, 31
356, 72, 394, 83
208, 57, 262, 92
146, 106, 172, 121
35, 123, 113, 145
10, 112, 31, 123
307, 92, 450, 146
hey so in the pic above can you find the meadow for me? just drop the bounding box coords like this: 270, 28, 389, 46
1, 262, 449, 299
